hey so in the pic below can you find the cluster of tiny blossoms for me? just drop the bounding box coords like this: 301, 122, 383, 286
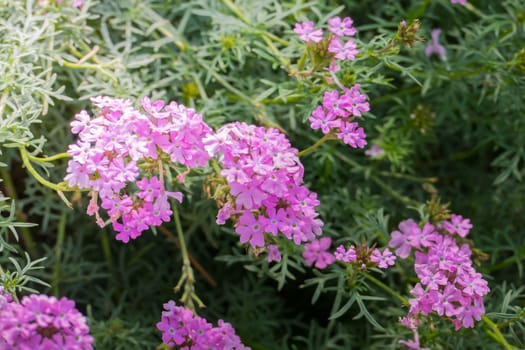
308, 84, 369, 149
65, 96, 214, 243
204, 122, 323, 261
294, 16, 358, 63
157, 300, 250, 349
294, 17, 370, 149
302, 237, 396, 270
0, 292, 93, 349
389, 215, 489, 333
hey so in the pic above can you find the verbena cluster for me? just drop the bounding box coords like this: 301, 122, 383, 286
157, 300, 250, 350
65, 96, 213, 243
389, 215, 490, 331
294, 17, 370, 149
206, 122, 323, 261
302, 237, 396, 270
0, 290, 93, 349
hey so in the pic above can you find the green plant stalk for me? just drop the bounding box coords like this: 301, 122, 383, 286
298, 134, 337, 157
481, 314, 519, 350
0, 168, 36, 257
18, 146, 77, 193
27, 152, 71, 163
61, 60, 117, 83
172, 202, 204, 311
363, 273, 409, 306
52, 210, 67, 296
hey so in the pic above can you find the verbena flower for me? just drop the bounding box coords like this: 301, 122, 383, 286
425, 28, 446, 60
205, 122, 324, 261
389, 215, 490, 331
0, 294, 93, 349
309, 85, 369, 149
365, 144, 385, 157
157, 300, 250, 349
65, 96, 214, 243
302, 237, 335, 269
293, 21, 323, 43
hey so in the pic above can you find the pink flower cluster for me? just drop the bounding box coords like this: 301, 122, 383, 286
302, 238, 396, 270
451, 0, 466, 5
308, 84, 369, 148
204, 122, 323, 261
157, 300, 250, 349
65, 96, 214, 243
294, 16, 358, 62
0, 293, 93, 349
389, 215, 489, 331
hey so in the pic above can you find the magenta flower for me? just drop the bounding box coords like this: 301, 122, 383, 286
309, 105, 338, 134
157, 300, 250, 349
389, 219, 421, 258
425, 28, 446, 60
327, 16, 357, 37
208, 122, 323, 249
451, 0, 466, 4
267, 245, 282, 262
328, 37, 358, 61
443, 214, 473, 237
303, 237, 335, 269
0, 294, 93, 349
365, 144, 385, 157
294, 21, 323, 43
65, 96, 214, 243
370, 248, 396, 269
336, 121, 367, 148
334, 244, 357, 263
236, 211, 266, 247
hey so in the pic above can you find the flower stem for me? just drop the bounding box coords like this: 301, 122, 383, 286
19, 147, 69, 192
27, 152, 71, 163
363, 273, 409, 306
172, 202, 204, 311
298, 133, 337, 157
52, 210, 67, 296
481, 314, 519, 350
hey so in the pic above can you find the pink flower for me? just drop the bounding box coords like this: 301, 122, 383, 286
328, 37, 358, 61
236, 212, 266, 247
370, 248, 396, 269
425, 28, 446, 60
0, 294, 93, 349
303, 237, 335, 269
267, 245, 282, 262
451, 0, 466, 4
157, 301, 250, 349
294, 21, 323, 43
389, 219, 422, 258
334, 245, 357, 263
365, 144, 385, 157
443, 214, 473, 237
211, 122, 323, 249
336, 121, 367, 148
327, 16, 357, 37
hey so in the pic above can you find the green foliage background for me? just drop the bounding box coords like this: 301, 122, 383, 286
1, 0, 524, 349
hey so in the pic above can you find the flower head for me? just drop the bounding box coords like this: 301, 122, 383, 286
425, 28, 446, 60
